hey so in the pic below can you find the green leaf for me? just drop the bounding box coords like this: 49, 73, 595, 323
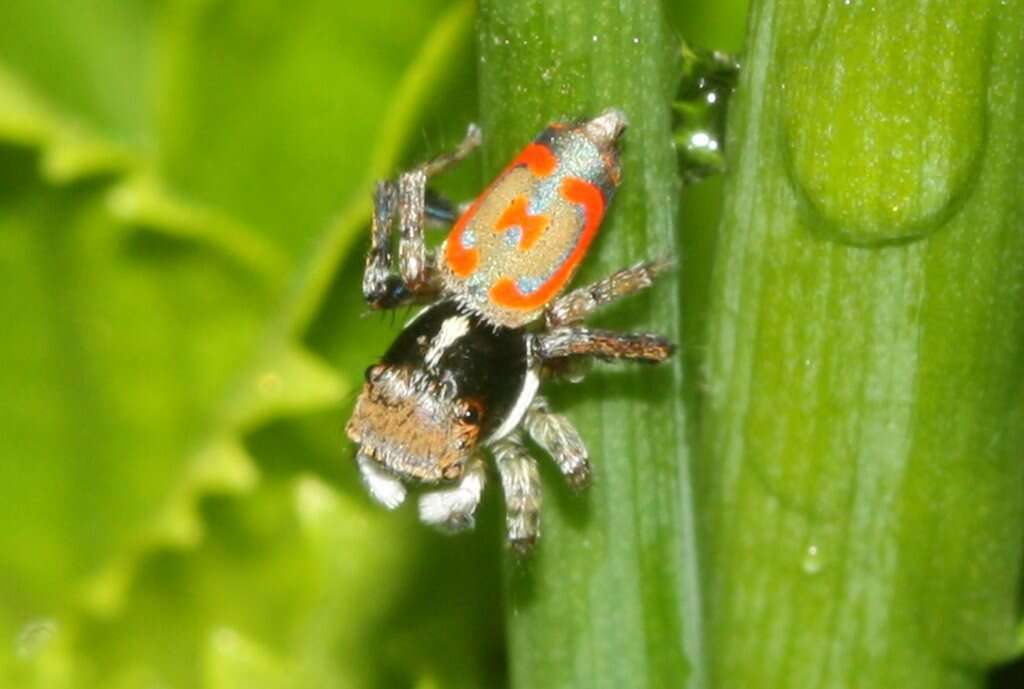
701, 1, 1024, 687
155, 0, 461, 257
0, 0, 461, 260
0, 0, 157, 148
476, 1, 704, 687
0, 2, 503, 688
203, 628, 295, 689
0, 64, 287, 276
0, 145, 274, 662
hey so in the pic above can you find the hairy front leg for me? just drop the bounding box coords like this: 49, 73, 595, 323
363, 123, 481, 309
523, 396, 591, 489
397, 124, 482, 294
492, 434, 543, 553
363, 181, 405, 308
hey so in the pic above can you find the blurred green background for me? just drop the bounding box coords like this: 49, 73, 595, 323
0, 1, 501, 687
1, 2, 1021, 689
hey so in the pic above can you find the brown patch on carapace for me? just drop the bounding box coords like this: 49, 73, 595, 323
346, 367, 481, 482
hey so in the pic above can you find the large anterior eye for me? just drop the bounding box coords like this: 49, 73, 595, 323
460, 399, 484, 425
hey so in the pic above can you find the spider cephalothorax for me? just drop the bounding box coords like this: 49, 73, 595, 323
346, 109, 674, 550
349, 300, 531, 484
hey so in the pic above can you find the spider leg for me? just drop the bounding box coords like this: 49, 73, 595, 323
363, 180, 403, 308
523, 396, 591, 489
399, 125, 481, 292
363, 123, 482, 309
357, 451, 407, 509
424, 188, 459, 226
545, 258, 672, 328
492, 434, 542, 553
534, 327, 675, 363
418, 454, 486, 533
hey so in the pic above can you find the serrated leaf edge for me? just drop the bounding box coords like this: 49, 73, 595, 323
68, 0, 475, 618
0, 62, 288, 283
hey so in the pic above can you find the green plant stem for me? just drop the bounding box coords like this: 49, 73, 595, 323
702, 1, 1024, 688
476, 2, 704, 688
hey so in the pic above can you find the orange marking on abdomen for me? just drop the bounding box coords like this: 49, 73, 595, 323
445, 234, 479, 276
445, 143, 557, 279
444, 199, 482, 277
496, 196, 550, 250
490, 177, 606, 311
518, 143, 558, 177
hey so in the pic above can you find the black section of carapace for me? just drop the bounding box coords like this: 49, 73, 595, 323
382, 300, 528, 438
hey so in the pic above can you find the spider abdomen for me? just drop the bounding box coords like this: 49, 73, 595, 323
440, 111, 625, 328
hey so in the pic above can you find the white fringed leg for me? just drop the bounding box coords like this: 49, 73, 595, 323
357, 452, 407, 509
418, 456, 486, 532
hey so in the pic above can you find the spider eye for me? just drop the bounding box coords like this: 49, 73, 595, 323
364, 365, 381, 384
460, 400, 483, 425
